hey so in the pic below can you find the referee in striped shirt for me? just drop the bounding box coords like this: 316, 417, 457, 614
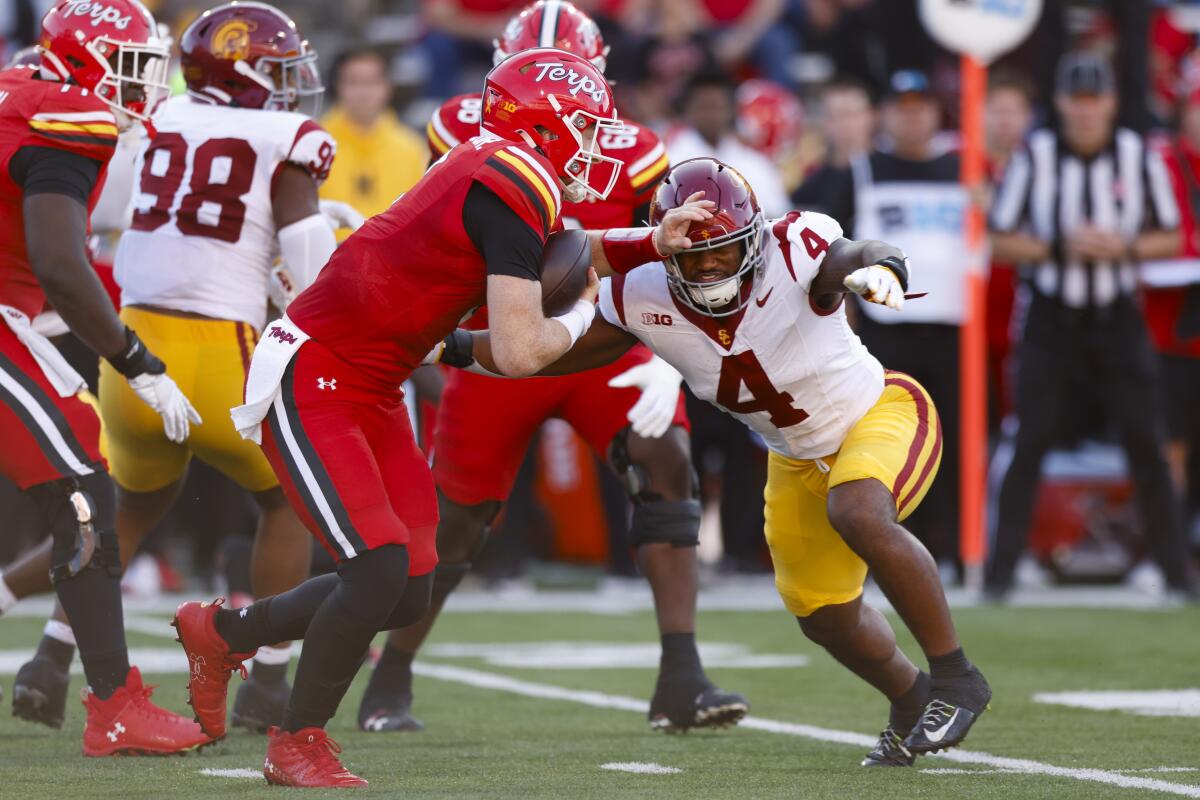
987, 52, 1198, 598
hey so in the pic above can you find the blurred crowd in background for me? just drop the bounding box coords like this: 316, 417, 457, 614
3, 0, 1200, 600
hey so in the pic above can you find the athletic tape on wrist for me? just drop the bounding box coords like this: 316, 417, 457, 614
602, 227, 663, 275
44, 619, 76, 646
551, 298, 596, 347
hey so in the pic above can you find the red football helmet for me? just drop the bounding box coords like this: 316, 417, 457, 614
180, 1, 322, 113
38, 0, 169, 122
494, 0, 609, 73
736, 79, 804, 162
483, 47, 622, 203
651, 158, 765, 317
7, 45, 41, 68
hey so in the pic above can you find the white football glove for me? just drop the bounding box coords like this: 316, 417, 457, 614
844, 264, 906, 311
269, 264, 298, 311
319, 199, 366, 232
607, 356, 684, 439
127, 372, 202, 444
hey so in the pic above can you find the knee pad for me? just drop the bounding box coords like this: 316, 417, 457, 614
28, 473, 119, 584
385, 573, 434, 630
336, 544, 410, 624
630, 498, 701, 548
435, 492, 499, 563
610, 427, 698, 505
430, 561, 471, 605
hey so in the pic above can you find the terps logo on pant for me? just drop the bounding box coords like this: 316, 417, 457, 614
266, 326, 298, 345
316, 377, 337, 391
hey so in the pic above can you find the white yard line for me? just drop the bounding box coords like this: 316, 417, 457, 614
600, 762, 682, 774
413, 662, 1200, 798
198, 768, 261, 779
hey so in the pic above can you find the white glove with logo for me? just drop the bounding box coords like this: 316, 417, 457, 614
319, 199, 366, 232
269, 264, 298, 311
607, 355, 684, 439
127, 372, 201, 444
844, 264, 906, 311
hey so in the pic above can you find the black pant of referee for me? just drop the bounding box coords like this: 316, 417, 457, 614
987, 293, 1196, 594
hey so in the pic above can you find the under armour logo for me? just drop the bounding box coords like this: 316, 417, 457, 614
190, 655, 207, 683
317, 377, 337, 391
107, 721, 126, 742
240, 607, 248, 618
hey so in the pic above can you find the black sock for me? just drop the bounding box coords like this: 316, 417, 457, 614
283, 546, 409, 733
35, 634, 75, 672
215, 573, 340, 652
251, 659, 289, 685
888, 671, 930, 731
363, 644, 416, 702
929, 648, 971, 681
659, 632, 703, 680
54, 567, 129, 700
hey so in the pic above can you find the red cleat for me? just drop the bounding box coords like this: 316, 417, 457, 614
171, 597, 256, 739
264, 726, 368, 788
82, 666, 212, 756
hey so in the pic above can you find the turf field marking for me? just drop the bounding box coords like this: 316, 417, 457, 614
198, 768, 261, 779
600, 762, 682, 774
424, 641, 808, 670
1034, 690, 1200, 718
413, 663, 1200, 798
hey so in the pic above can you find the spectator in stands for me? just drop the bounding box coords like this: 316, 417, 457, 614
987, 53, 1197, 600
320, 46, 428, 232
984, 70, 1035, 430
791, 75, 875, 216
666, 67, 790, 215
421, 0, 526, 97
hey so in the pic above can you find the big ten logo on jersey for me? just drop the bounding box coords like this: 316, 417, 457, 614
132, 134, 257, 243
878, 199, 964, 235
62, 1, 133, 29
641, 311, 673, 326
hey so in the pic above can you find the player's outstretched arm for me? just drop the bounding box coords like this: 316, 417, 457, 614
811, 237, 910, 312
587, 192, 717, 277
432, 314, 638, 377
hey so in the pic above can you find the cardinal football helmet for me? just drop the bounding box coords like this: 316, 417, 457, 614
483, 48, 622, 203
494, 0, 609, 73
651, 158, 765, 317
38, 0, 169, 122
180, 1, 322, 113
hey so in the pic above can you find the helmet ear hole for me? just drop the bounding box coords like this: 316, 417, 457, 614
534, 125, 558, 142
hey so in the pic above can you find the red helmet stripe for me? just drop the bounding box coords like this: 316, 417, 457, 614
539, 0, 561, 47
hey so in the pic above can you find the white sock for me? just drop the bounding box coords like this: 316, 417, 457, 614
254, 644, 293, 666
44, 619, 76, 647
0, 573, 16, 615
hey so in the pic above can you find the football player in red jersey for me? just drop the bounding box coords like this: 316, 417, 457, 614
171, 47, 714, 788
0, 0, 209, 755
359, 0, 747, 737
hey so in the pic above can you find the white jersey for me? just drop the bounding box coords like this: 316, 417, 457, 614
115, 96, 336, 330
599, 211, 884, 460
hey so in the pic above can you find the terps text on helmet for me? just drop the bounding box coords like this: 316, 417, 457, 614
61, 1, 133, 29
531, 61, 607, 105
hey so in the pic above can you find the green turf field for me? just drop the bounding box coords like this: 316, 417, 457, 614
1, 601, 1197, 799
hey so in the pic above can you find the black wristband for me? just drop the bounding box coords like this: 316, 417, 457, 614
106, 327, 165, 378
875, 256, 910, 291
440, 329, 476, 369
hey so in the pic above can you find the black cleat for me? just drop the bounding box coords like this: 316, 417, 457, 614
230, 672, 290, 733
358, 693, 424, 733
12, 654, 69, 729
861, 725, 916, 767
904, 666, 992, 754
649, 680, 748, 733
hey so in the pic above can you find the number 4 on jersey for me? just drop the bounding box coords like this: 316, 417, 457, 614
716, 350, 809, 428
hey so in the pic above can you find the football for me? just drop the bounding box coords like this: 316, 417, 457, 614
540, 229, 592, 316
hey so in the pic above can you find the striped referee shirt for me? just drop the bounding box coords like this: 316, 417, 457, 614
990, 127, 1180, 308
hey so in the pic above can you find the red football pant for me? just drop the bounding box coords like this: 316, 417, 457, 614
0, 322, 103, 489
260, 341, 438, 574
433, 345, 689, 505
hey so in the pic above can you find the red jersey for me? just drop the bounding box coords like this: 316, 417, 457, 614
0, 67, 117, 318
1144, 136, 1200, 358
426, 93, 669, 229
285, 133, 562, 391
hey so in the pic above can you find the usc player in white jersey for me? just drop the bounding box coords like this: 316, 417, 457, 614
447, 158, 993, 767
19, 1, 339, 734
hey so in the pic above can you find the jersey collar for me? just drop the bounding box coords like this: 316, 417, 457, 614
667, 277, 754, 352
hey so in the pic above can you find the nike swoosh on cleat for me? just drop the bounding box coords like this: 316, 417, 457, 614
924, 709, 960, 743
755, 288, 773, 307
